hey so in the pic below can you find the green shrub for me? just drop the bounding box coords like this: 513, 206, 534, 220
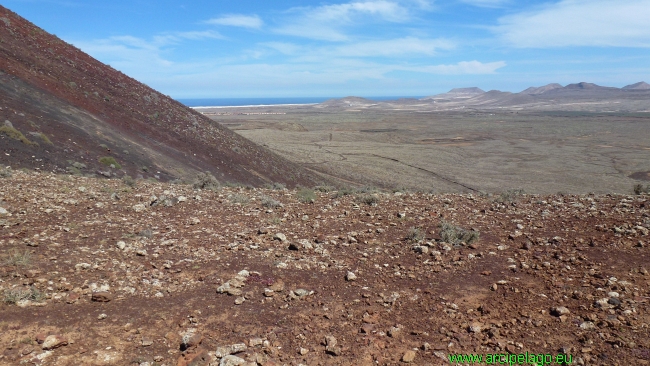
265, 182, 286, 190
0, 167, 11, 178
228, 193, 250, 205
634, 184, 650, 195
495, 189, 525, 203
37, 132, 53, 145
261, 195, 282, 208
439, 221, 480, 246
122, 175, 136, 187
99, 156, 121, 169
314, 185, 335, 192
4, 249, 32, 267
3, 287, 45, 304
358, 194, 379, 206
193, 172, 220, 190
406, 227, 425, 243
296, 188, 316, 203
334, 187, 355, 198
0, 125, 36, 145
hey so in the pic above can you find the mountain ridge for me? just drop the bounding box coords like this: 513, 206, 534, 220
0, 5, 324, 187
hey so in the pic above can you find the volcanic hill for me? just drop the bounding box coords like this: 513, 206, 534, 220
0, 6, 324, 187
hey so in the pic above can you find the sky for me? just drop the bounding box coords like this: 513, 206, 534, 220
4, 0, 650, 98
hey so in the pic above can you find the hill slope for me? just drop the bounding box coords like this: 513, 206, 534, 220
0, 6, 324, 187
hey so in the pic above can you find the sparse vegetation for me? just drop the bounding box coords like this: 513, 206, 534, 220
228, 193, 250, 205
495, 188, 525, 203
314, 185, 335, 192
634, 184, 650, 195
358, 193, 380, 206
265, 182, 286, 190
406, 227, 425, 243
193, 172, 220, 191
98, 156, 121, 169
4, 249, 32, 267
296, 188, 316, 203
261, 195, 282, 208
438, 220, 480, 246
35, 132, 53, 145
333, 187, 355, 198
3, 287, 45, 304
122, 175, 136, 187
0, 125, 37, 145
0, 167, 11, 178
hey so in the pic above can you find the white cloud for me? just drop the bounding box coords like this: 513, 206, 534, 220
262, 37, 454, 58
459, 0, 510, 8
206, 14, 263, 29
332, 37, 454, 57
275, 1, 412, 41
495, 0, 650, 48
415, 60, 506, 74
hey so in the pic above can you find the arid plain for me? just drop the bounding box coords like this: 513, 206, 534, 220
202, 106, 650, 195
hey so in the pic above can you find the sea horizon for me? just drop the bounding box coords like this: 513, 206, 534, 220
176, 96, 425, 108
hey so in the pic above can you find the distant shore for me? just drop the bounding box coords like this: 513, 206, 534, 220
191, 103, 318, 109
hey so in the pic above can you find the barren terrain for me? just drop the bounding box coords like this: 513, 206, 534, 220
1, 170, 649, 365
203, 107, 650, 194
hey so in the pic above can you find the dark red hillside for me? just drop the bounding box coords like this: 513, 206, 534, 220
0, 5, 325, 187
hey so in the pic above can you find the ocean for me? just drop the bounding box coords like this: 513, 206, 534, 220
176, 96, 424, 108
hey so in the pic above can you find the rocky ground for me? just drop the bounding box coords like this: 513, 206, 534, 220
1, 168, 649, 366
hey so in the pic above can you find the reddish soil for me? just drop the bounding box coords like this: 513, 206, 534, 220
0, 6, 324, 188
1, 170, 649, 365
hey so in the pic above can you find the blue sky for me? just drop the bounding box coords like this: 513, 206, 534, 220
4, 0, 650, 98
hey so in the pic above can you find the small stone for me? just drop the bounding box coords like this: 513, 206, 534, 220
269, 280, 284, 292
219, 355, 246, 366
42, 335, 68, 350
273, 233, 286, 242
234, 297, 245, 305
345, 271, 357, 281
66, 293, 80, 304
491, 284, 498, 291
579, 321, 595, 330
249, 338, 264, 347
135, 249, 147, 256
177, 347, 210, 366
91, 291, 113, 302
388, 326, 402, 338
97, 313, 107, 320
468, 322, 482, 333
263, 289, 274, 297
608, 297, 622, 306
181, 332, 203, 349
402, 350, 417, 363
133, 204, 146, 212
142, 337, 153, 347
116, 241, 126, 250
551, 306, 570, 317
293, 289, 313, 297
230, 343, 247, 354
299, 347, 309, 355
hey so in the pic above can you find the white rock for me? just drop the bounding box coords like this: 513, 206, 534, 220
132, 204, 146, 212
116, 241, 126, 250
346, 271, 357, 281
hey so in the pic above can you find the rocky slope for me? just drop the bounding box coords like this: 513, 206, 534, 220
0, 6, 324, 187
1, 169, 649, 365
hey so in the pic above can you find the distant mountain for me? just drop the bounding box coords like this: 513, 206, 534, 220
563, 82, 617, 90
0, 5, 324, 187
315, 81, 650, 112
623, 81, 650, 90
520, 83, 563, 95
421, 87, 485, 100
